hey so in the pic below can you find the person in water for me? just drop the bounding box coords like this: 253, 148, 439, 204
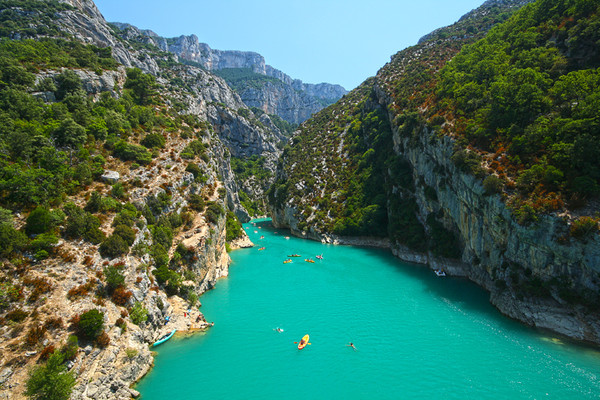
347, 342, 356, 350
274, 327, 283, 332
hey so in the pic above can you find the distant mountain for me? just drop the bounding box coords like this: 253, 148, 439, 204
110, 23, 348, 124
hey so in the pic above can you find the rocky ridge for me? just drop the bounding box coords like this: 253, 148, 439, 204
268, 0, 600, 346
109, 23, 348, 124
0, 0, 286, 398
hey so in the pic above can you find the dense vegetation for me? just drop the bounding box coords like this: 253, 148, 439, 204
436, 0, 600, 216
0, 0, 74, 39
269, 82, 392, 236
213, 67, 284, 92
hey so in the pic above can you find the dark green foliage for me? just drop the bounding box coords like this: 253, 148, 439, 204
268, 114, 298, 135
152, 220, 173, 249
180, 139, 207, 160
63, 204, 104, 244
151, 243, 169, 269
29, 232, 58, 255
0, 222, 28, 256
103, 265, 125, 294
99, 234, 129, 259
55, 71, 82, 101
0, 37, 117, 70
451, 149, 485, 177
113, 140, 152, 164
238, 190, 261, 217
188, 193, 205, 211
25, 206, 52, 235
140, 133, 165, 149
129, 301, 148, 325
388, 196, 428, 252
25, 350, 75, 400
77, 309, 104, 340
483, 175, 504, 195
124, 68, 157, 105
213, 68, 283, 91
225, 211, 243, 241
112, 205, 138, 228
426, 214, 462, 259
230, 155, 271, 182
437, 0, 600, 204
570, 217, 599, 239
84, 192, 120, 213
60, 335, 78, 361
205, 202, 224, 224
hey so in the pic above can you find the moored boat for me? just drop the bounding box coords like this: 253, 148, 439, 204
152, 329, 176, 347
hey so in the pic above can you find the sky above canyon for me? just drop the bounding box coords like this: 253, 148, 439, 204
94, 0, 485, 90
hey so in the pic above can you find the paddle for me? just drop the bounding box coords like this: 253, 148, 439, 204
293, 342, 312, 345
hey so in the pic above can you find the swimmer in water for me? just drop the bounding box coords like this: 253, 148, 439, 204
347, 342, 356, 350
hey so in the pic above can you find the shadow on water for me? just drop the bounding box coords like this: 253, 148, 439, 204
249, 219, 595, 346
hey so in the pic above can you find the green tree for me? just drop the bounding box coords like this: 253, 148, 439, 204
103, 265, 125, 294
55, 70, 82, 100
77, 309, 104, 340
124, 68, 157, 105
25, 206, 52, 235
99, 234, 129, 258
53, 118, 87, 149
25, 351, 75, 400
129, 301, 148, 325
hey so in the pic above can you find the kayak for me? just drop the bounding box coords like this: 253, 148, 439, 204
152, 329, 176, 347
298, 334, 310, 350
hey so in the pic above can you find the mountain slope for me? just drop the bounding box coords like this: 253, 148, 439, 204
0, 0, 291, 398
269, 0, 600, 345
108, 23, 348, 124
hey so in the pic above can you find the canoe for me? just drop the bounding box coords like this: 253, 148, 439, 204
298, 334, 310, 350
287, 254, 301, 257
283, 259, 292, 264
305, 258, 315, 263
152, 329, 176, 347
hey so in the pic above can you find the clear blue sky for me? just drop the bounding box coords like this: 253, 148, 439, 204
94, 0, 485, 90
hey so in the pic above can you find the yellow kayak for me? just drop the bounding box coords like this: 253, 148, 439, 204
298, 334, 310, 350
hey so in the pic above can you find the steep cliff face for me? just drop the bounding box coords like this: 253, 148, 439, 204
387, 125, 600, 343
109, 24, 347, 124
268, 0, 600, 345
0, 0, 274, 398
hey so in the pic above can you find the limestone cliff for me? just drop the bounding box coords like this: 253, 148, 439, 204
109, 24, 348, 124
0, 0, 269, 398
268, 0, 600, 346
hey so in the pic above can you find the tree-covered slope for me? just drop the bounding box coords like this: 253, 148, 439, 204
269, 0, 600, 344
270, 0, 533, 244
0, 0, 281, 397
436, 0, 600, 219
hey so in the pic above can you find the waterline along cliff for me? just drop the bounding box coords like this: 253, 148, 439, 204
0, 0, 599, 399
269, 0, 600, 345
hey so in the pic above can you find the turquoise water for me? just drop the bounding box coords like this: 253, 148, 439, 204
137, 219, 600, 399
